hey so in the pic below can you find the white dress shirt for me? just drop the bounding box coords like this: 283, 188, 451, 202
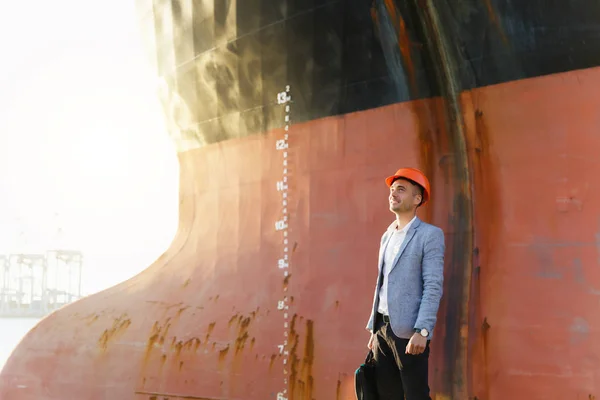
377, 216, 416, 316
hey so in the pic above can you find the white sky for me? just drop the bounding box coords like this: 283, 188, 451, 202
0, 0, 180, 295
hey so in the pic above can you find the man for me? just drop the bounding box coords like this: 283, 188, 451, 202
365, 167, 445, 400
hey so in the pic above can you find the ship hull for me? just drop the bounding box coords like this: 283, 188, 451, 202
2, 1, 600, 399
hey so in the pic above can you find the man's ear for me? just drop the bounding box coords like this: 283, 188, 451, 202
414, 194, 422, 206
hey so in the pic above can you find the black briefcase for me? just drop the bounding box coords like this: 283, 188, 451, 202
354, 350, 378, 399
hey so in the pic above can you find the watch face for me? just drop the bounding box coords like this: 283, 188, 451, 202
420, 328, 429, 337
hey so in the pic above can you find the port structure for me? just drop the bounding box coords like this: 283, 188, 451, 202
0, 250, 83, 318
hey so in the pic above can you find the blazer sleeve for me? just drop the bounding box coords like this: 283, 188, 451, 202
414, 226, 445, 333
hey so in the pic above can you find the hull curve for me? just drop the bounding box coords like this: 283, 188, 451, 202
2, 1, 600, 399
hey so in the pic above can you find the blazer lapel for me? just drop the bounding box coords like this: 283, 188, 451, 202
388, 217, 421, 273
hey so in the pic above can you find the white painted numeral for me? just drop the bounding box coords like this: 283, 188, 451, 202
276, 140, 288, 150
278, 301, 285, 310
277, 181, 288, 191
278, 259, 289, 269
278, 345, 284, 354
277, 393, 288, 400
277, 91, 291, 104
275, 220, 288, 231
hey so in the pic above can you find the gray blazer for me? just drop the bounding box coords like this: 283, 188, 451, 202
366, 217, 445, 340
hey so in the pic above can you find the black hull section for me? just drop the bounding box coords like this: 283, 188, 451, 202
137, 0, 600, 148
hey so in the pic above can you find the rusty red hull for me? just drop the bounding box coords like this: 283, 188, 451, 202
2, 1, 600, 399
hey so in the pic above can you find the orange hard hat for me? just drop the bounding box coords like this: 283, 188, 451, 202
385, 167, 431, 205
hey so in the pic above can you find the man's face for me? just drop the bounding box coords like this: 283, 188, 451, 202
389, 179, 421, 213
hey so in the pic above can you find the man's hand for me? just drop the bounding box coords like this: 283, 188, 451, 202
405, 332, 427, 355
367, 333, 375, 350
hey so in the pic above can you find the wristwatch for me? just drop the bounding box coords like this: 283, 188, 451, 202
414, 328, 429, 338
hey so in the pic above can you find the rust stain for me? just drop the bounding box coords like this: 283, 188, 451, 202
370, 0, 378, 24
228, 314, 240, 326
176, 306, 190, 317
467, 106, 500, 400
335, 380, 341, 400
481, 316, 491, 396
234, 316, 251, 354
397, 15, 417, 92
472, 108, 501, 258
289, 316, 315, 400
174, 340, 184, 356
182, 278, 191, 287
183, 337, 198, 352
218, 345, 230, 368
377, 0, 419, 95
207, 322, 216, 333
234, 332, 249, 353
144, 319, 171, 361
97, 314, 131, 352
206, 322, 216, 342
383, 0, 396, 20
482, 0, 509, 46
179, 361, 184, 371
269, 354, 276, 370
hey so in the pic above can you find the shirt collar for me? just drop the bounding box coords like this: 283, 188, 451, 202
395, 215, 416, 233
